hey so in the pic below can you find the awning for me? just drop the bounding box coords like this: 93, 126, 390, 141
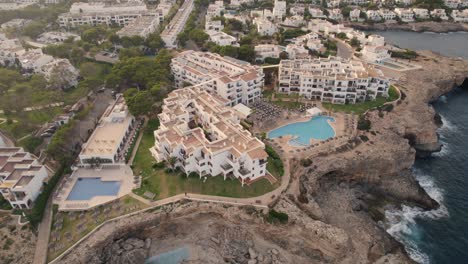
233, 103, 252, 118
306, 107, 322, 117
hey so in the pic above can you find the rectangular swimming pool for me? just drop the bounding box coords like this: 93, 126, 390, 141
66, 178, 121, 201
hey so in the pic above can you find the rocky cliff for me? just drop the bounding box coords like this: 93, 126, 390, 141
347, 21, 468, 33
56, 52, 468, 264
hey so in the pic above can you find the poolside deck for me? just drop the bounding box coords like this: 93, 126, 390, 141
54, 165, 136, 211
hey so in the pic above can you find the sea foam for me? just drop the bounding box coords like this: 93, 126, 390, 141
385, 169, 448, 264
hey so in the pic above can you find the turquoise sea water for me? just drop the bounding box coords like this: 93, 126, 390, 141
66, 178, 120, 200
145, 247, 190, 264
268, 116, 335, 146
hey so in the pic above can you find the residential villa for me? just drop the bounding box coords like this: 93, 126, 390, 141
206, 30, 239, 46
205, 19, 224, 32
328, 9, 344, 21
272, 0, 287, 20
430, 9, 449, 20
282, 15, 305, 27
395, 8, 415, 22
308, 8, 326, 18
412, 8, 430, 19
254, 44, 284, 62
366, 10, 382, 21
278, 57, 390, 104
378, 9, 396, 20
150, 86, 268, 185
289, 5, 305, 16
253, 17, 278, 36
36, 31, 81, 44
78, 94, 136, 165
452, 9, 468, 22
349, 9, 361, 22
0, 147, 49, 209
171, 50, 264, 106
285, 44, 309, 59
361, 45, 391, 63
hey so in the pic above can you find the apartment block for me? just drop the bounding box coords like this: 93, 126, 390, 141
36, 31, 81, 44
58, 1, 158, 27
161, 0, 194, 48
117, 13, 163, 38
171, 50, 264, 106
0, 148, 48, 209
78, 94, 136, 165
366, 10, 382, 21
150, 86, 268, 185
308, 8, 326, 18
278, 57, 390, 104
207, 1, 224, 18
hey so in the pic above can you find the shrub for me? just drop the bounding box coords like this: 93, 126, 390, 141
152, 162, 165, 169
266, 209, 289, 224
357, 116, 371, 131
359, 135, 369, 142
300, 158, 313, 167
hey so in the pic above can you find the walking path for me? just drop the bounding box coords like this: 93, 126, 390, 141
48, 158, 290, 264
128, 118, 148, 165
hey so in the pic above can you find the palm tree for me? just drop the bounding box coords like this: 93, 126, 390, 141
166, 156, 177, 172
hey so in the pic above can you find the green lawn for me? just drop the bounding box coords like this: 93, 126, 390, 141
322, 86, 399, 115
131, 120, 280, 200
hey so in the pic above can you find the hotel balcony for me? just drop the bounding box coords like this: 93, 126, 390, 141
220, 163, 233, 173
239, 167, 251, 176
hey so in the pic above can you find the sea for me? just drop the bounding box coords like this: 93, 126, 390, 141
372, 31, 468, 264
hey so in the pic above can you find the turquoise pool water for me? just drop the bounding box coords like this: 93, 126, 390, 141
268, 116, 335, 146
66, 178, 121, 200
145, 247, 190, 264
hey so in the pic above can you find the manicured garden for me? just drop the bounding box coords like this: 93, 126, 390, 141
131, 119, 281, 200
322, 86, 399, 115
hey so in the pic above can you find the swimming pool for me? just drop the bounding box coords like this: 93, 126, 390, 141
268, 116, 335, 146
66, 178, 121, 200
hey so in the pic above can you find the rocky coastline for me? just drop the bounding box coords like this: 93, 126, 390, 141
347, 21, 468, 33
56, 51, 468, 264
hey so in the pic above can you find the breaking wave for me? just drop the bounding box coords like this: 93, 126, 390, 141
385, 169, 448, 263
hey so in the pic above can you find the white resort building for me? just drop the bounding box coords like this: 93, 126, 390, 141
278, 57, 390, 104
171, 50, 264, 106
58, 1, 160, 27
150, 86, 268, 185
78, 94, 136, 165
430, 9, 449, 20
0, 147, 49, 209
